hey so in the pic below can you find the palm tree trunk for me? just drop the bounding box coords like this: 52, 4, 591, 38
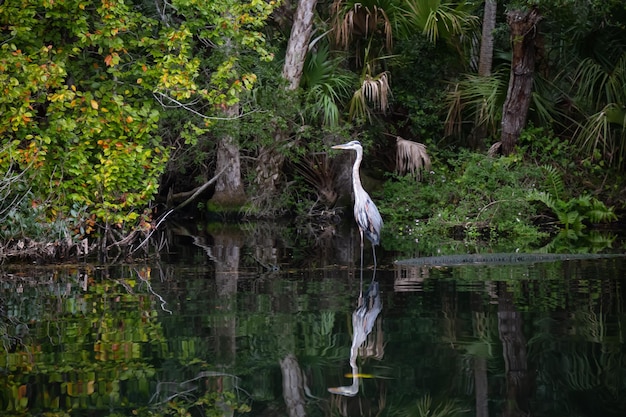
500, 7, 542, 155
478, 0, 497, 77
470, 0, 498, 150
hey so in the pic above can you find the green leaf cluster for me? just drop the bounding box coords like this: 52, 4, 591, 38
378, 151, 549, 254
528, 165, 617, 239
0, 0, 278, 239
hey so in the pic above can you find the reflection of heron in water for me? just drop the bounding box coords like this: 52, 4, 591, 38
328, 280, 382, 397
332, 141, 383, 292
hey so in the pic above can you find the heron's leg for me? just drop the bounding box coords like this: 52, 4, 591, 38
371, 244, 377, 282
359, 229, 364, 300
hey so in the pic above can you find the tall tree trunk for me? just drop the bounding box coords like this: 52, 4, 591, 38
478, 0, 497, 77
213, 103, 247, 207
282, 0, 317, 90
500, 7, 541, 155
470, 0, 498, 150
255, 0, 317, 210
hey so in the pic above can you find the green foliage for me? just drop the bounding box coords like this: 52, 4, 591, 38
378, 151, 549, 254
517, 127, 619, 237
0, 191, 75, 242
391, 35, 451, 138
0, 0, 279, 243
0, 0, 171, 231
301, 44, 356, 127
570, 54, 626, 167
400, 0, 478, 45
528, 172, 617, 239
517, 125, 575, 168
445, 70, 508, 140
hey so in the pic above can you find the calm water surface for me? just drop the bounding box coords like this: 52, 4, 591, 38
1, 223, 625, 417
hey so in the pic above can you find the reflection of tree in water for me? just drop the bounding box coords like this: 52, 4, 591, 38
0, 267, 172, 413
392, 259, 626, 417
497, 282, 532, 417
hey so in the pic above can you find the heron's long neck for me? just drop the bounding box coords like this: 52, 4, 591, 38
352, 148, 365, 195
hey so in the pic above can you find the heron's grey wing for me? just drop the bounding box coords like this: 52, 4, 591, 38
361, 197, 383, 245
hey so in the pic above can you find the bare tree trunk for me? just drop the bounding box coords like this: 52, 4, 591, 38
282, 0, 318, 90
500, 7, 542, 155
470, 0, 498, 150
255, 0, 318, 209
213, 104, 246, 207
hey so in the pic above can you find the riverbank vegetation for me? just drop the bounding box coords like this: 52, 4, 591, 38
1, 0, 625, 262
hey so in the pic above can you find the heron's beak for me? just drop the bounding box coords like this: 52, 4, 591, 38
332, 143, 349, 150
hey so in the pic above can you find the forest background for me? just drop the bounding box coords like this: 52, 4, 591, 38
1, 0, 625, 261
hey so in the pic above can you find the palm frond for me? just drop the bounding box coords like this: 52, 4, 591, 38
406, 394, 467, 417
395, 136, 431, 180
349, 87, 371, 122
527, 190, 558, 214
293, 152, 337, 205
362, 71, 391, 111
573, 57, 612, 109
403, 0, 478, 44
569, 53, 626, 168
331, 0, 394, 51
444, 70, 507, 138
574, 103, 626, 165
349, 71, 392, 122
302, 44, 356, 126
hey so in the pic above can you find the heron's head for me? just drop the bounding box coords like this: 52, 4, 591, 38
332, 140, 362, 151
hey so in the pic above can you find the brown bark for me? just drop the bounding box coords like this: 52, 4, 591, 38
500, 7, 542, 155
213, 104, 247, 207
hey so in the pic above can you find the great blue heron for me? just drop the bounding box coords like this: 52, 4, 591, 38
332, 140, 383, 287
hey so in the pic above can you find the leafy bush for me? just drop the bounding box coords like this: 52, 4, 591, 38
378, 151, 549, 254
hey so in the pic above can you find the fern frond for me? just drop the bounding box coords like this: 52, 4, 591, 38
586, 199, 617, 223
527, 190, 557, 212
540, 165, 565, 198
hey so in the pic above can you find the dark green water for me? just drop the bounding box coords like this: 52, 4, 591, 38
1, 224, 625, 417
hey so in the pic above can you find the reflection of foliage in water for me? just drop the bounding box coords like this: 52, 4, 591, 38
0, 267, 250, 416
397, 394, 467, 417
1, 254, 625, 416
